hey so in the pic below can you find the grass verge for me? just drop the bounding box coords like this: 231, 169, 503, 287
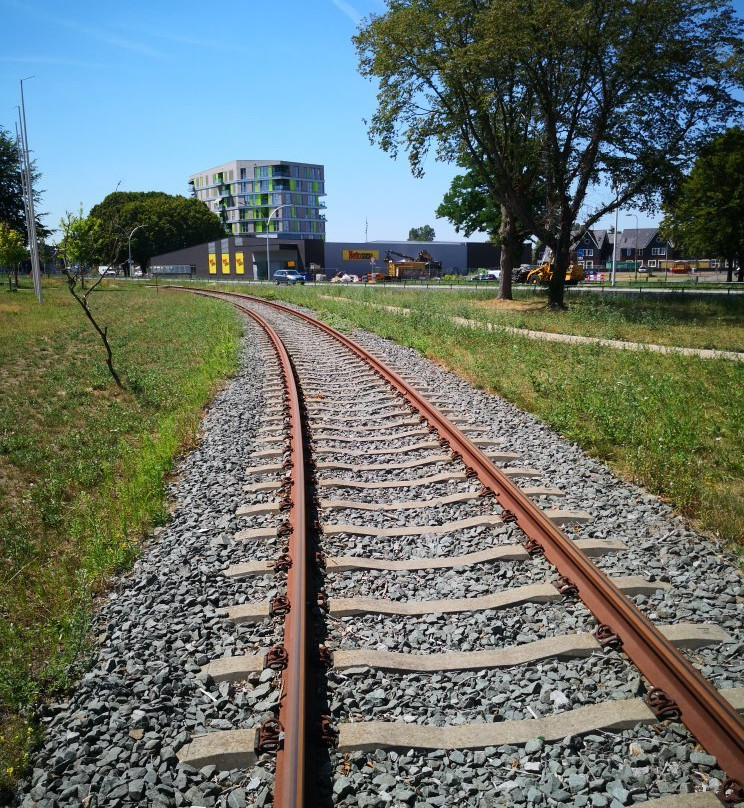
229, 282, 743, 551
308, 284, 744, 352
0, 280, 241, 798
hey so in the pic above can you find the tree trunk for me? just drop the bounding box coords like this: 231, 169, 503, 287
725, 257, 734, 283
498, 204, 515, 301
547, 231, 570, 309
737, 255, 743, 283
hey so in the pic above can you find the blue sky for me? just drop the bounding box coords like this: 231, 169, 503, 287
1, 0, 742, 244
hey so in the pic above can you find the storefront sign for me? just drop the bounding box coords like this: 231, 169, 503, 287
342, 249, 379, 261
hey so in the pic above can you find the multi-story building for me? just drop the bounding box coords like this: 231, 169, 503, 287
188, 160, 326, 240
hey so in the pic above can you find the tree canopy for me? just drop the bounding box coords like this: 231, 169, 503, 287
355, 0, 743, 306
436, 173, 500, 241
0, 126, 47, 237
58, 207, 102, 270
0, 223, 27, 268
660, 127, 744, 282
88, 191, 225, 271
408, 224, 436, 241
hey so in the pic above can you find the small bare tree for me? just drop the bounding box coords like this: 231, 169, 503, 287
58, 208, 125, 389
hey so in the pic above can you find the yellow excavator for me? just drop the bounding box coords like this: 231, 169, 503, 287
385, 250, 426, 279
527, 251, 584, 286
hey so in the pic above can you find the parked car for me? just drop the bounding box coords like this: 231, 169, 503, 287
469, 270, 500, 282
273, 269, 305, 285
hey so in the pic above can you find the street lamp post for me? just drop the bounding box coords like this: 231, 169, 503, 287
265, 204, 292, 282
632, 214, 639, 281
611, 194, 619, 287
128, 225, 145, 277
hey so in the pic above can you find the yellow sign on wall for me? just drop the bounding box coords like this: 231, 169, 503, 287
208, 255, 217, 274
235, 252, 245, 274
342, 249, 379, 261
222, 254, 230, 274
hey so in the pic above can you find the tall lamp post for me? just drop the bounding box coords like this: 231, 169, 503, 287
265, 204, 292, 282
611, 189, 619, 287
128, 224, 145, 277
632, 214, 639, 281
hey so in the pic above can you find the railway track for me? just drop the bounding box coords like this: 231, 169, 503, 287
17, 287, 742, 808
166, 288, 743, 808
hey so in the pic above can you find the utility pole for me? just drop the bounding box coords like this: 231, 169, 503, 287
18, 77, 42, 304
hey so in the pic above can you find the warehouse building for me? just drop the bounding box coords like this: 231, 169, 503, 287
148, 237, 508, 279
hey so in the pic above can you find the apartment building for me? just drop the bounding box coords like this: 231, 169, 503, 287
188, 160, 326, 240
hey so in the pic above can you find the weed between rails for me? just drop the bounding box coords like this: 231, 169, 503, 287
0, 283, 241, 798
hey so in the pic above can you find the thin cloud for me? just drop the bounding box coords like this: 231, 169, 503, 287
147, 30, 221, 49
329, 0, 361, 24
5, 1, 166, 60
0, 55, 110, 69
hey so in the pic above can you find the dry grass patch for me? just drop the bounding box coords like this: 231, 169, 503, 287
472, 297, 547, 313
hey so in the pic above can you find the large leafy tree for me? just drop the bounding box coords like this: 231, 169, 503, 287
436, 157, 545, 298
436, 172, 520, 298
355, 0, 742, 307
0, 126, 48, 237
660, 127, 744, 282
408, 224, 436, 241
88, 191, 225, 272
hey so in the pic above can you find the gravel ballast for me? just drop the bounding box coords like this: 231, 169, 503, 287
14, 299, 741, 808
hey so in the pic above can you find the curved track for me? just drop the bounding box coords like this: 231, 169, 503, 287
172, 288, 743, 807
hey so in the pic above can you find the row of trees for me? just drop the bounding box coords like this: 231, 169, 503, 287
59, 191, 225, 275
355, 0, 743, 306
1, 125, 225, 281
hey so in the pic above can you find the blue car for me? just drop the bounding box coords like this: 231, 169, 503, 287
273, 269, 306, 285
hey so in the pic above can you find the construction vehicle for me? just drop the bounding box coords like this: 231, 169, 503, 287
385, 250, 427, 280
527, 257, 584, 286
417, 250, 442, 270
385, 250, 442, 280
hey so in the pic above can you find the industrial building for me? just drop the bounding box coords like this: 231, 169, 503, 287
148, 238, 504, 279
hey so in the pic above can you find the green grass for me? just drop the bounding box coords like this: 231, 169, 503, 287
0, 279, 241, 797
222, 282, 743, 551
298, 283, 744, 352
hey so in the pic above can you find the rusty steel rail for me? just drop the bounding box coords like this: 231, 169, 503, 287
218, 299, 309, 808
206, 289, 743, 797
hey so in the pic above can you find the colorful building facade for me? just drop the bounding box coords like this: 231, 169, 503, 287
188, 160, 326, 241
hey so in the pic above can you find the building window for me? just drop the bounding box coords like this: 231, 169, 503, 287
583, 248, 594, 256
648, 260, 657, 268
652, 247, 666, 255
